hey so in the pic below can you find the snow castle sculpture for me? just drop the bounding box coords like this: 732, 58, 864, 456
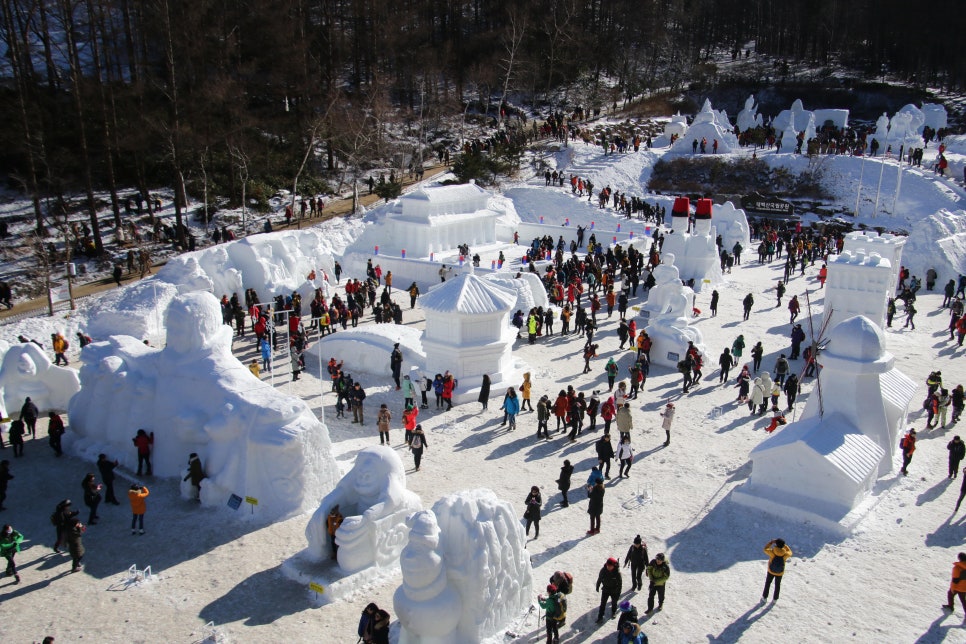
306, 446, 422, 570
660, 197, 721, 289
395, 489, 533, 643
641, 252, 705, 368
824, 231, 906, 330
0, 342, 80, 414
670, 99, 739, 154
68, 291, 338, 521
733, 315, 916, 533
712, 201, 751, 254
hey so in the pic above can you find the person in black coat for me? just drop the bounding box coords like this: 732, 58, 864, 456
556, 460, 574, 507
524, 486, 542, 538
587, 480, 605, 535
20, 398, 38, 436
718, 348, 735, 383
710, 289, 719, 316
595, 557, 623, 622
624, 535, 650, 591
596, 434, 615, 479
96, 454, 121, 505
949, 436, 966, 479
478, 374, 491, 412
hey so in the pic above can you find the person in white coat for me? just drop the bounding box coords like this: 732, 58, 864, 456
616, 437, 635, 478
660, 402, 675, 446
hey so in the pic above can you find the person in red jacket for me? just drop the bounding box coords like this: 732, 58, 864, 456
943, 552, 966, 613
132, 429, 154, 476
441, 373, 456, 411
900, 428, 917, 476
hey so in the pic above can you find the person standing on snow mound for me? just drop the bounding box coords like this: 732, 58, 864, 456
761, 538, 792, 603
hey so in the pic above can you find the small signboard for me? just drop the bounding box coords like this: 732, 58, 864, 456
245, 496, 259, 506
639, 309, 650, 320
49, 286, 70, 304
227, 494, 243, 510
666, 352, 679, 363
309, 582, 325, 595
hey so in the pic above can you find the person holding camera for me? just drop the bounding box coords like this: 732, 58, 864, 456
128, 484, 150, 535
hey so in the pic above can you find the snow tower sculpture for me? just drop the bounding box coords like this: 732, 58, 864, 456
640, 252, 706, 368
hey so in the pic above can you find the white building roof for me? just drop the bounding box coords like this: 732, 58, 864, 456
420, 273, 516, 315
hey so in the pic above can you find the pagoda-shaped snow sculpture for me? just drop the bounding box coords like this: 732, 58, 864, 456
670, 99, 739, 154
824, 231, 906, 331
733, 315, 916, 534
640, 252, 706, 368
420, 271, 518, 403
660, 197, 720, 289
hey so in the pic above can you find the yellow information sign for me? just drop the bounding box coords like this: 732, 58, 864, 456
245, 496, 259, 506
309, 582, 325, 594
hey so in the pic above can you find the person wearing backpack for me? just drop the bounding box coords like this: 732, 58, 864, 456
618, 619, 647, 644
538, 583, 566, 644
761, 538, 792, 603
410, 425, 428, 471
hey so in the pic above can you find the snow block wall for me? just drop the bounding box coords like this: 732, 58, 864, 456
68, 292, 339, 522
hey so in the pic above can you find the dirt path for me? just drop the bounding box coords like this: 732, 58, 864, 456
0, 164, 450, 322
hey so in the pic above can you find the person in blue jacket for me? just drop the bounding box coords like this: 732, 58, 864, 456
501, 387, 521, 431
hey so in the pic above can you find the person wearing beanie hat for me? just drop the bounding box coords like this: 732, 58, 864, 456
624, 535, 649, 591
616, 599, 641, 640
595, 556, 623, 622
646, 552, 671, 613
538, 582, 565, 643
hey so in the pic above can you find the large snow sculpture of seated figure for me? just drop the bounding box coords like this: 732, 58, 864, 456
68, 292, 337, 521
0, 341, 80, 413
641, 253, 705, 368
306, 446, 422, 572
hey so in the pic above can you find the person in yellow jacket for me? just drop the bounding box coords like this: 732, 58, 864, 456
51, 332, 68, 366
520, 372, 533, 411
943, 552, 966, 613
128, 484, 150, 535
762, 538, 792, 602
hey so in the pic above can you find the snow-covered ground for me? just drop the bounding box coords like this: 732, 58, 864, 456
2, 134, 966, 643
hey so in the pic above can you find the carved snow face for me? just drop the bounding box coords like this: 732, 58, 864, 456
17, 352, 37, 378
352, 451, 389, 498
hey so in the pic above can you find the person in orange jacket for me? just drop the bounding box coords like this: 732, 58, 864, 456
943, 552, 966, 613
128, 484, 149, 535
761, 538, 792, 602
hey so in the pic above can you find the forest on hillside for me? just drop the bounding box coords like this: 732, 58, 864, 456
1, 0, 964, 252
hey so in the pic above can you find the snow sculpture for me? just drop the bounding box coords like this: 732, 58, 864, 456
306, 446, 422, 571
921, 103, 947, 132
737, 95, 763, 132
394, 511, 463, 644
85, 279, 181, 341
734, 316, 916, 533
825, 231, 906, 330
420, 272, 519, 404
0, 342, 80, 413
670, 99, 739, 154
395, 489, 533, 643
69, 292, 337, 521
641, 252, 705, 368
897, 104, 926, 137
712, 201, 751, 254
660, 197, 721, 288
483, 271, 550, 313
